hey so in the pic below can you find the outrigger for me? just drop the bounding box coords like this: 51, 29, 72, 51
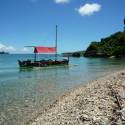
18, 25, 69, 68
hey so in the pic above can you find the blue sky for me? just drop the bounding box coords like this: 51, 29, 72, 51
0, 0, 125, 53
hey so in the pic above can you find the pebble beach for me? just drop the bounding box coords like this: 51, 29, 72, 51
29, 70, 125, 125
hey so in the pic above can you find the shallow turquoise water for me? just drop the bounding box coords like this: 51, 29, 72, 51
0, 54, 125, 125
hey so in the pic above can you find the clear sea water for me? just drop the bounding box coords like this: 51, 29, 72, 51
0, 54, 125, 125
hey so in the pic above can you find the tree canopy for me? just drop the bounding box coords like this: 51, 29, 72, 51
84, 32, 125, 58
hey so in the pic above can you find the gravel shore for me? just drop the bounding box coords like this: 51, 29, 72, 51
29, 70, 125, 125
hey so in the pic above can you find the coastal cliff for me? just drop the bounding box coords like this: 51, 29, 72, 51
84, 32, 125, 58
30, 70, 125, 125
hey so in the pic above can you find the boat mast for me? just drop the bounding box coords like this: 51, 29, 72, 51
34, 52, 37, 62
55, 25, 58, 61
124, 19, 125, 33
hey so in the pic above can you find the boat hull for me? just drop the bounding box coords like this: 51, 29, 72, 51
18, 59, 69, 68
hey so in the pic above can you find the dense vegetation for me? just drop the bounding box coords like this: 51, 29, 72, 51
84, 32, 125, 58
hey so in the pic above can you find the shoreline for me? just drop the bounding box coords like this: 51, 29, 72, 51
29, 70, 125, 125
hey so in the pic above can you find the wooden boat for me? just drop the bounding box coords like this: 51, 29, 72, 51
18, 58, 69, 68
18, 26, 69, 68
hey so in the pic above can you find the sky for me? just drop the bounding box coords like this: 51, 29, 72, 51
0, 0, 125, 53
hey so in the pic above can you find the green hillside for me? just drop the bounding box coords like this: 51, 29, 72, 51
84, 32, 125, 58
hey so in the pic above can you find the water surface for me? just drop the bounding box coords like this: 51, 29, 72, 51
0, 54, 125, 124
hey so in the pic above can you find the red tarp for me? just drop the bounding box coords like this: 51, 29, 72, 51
34, 46, 56, 53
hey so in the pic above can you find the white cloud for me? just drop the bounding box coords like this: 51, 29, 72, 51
76, 3, 101, 16
0, 43, 15, 52
54, 0, 70, 4
29, 0, 70, 4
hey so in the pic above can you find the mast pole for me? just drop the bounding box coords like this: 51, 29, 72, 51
34, 53, 37, 62
124, 18, 125, 33
55, 25, 58, 61
34, 47, 37, 62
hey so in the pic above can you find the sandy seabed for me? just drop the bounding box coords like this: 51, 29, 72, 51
29, 70, 125, 125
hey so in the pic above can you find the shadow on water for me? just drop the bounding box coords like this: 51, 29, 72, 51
18, 65, 71, 81
19, 65, 70, 72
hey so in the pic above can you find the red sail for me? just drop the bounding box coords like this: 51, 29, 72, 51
34, 46, 56, 53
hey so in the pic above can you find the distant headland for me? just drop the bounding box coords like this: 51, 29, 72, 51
63, 19, 125, 58
0, 51, 9, 54
62, 51, 85, 57
84, 31, 125, 58
63, 31, 125, 58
